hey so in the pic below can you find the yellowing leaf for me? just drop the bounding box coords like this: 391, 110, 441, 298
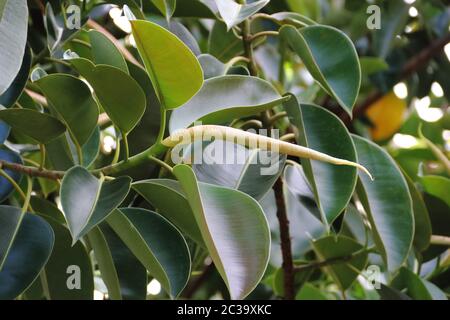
366, 92, 406, 141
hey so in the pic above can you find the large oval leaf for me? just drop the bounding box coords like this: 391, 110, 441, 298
285, 96, 357, 225
169, 75, 288, 132
106, 208, 191, 298
0, 45, 31, 108
312, 235, 368, 290
280, 25, 361, 116
88, 224, 147, 300
60, 166, 131, 243
36, 74, 99, 146
0, 0, 28, 95
40, 215, 94, 300
208, 21, 244, 62
173, 164, 270, 300
132, 179, 203, 244
0, 109, 66, 144
0, 213, 54, 299
0, 149, 22, 202
188, 140, 286, 200
283, 163, 326, 256
69, 58, 146, 133
0, 205, 23, 269
130, 19, 203, 109
352, 135, 413, 272
88, 30, 128, 74
391, 267, 447, 300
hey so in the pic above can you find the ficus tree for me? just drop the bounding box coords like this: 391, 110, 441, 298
0, 0, 448, 301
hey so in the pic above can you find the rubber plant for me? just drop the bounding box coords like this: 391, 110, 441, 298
0, 0, 448, 301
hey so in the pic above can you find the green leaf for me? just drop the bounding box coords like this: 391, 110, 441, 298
69, 58, 146, 134
173, 164, 270, 299
106, 208, 191, 298
283, 163, 326, 255
88, 30, 129, 74
208, 21, 244, 62
391, 267, 447, 300
270, 12, 317, 27
378, 283, 412, 300
285, 96, 357, 225
418, 175, 450, 208
0, 0, 28, 95
0, 213, 54, 299
36, 74, 99, 146
403, 172, 432, 252
296, 283, 328, 300
359, 57, 389, 77
189, 140, 286, 200
132, 179, 203, 244
352, 135, 413, 272
0, 109, 66, 144
372, 0, 409, 58
60, 166, 131, 243
88, 224, 147, 300
0, 46, 31, 108
312, 235, 368, 290
40, 215, 94, 300
198, 54, 228, 79
280, 25, 361, 116
0, 149, 23, 202
169, 75, 289, 132
151, 0, 177, 20
99, 223, 147, 299
130, 19, 203, 109
214, 0, 269, 30
0, 205, 23, 270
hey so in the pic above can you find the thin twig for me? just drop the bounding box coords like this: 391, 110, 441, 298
274, 178, 295, 300
430, 235, 450, 246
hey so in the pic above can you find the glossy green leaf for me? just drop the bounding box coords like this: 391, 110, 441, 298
270, 12, 317, 27
152, 0, 176, 20
208, 21, 244, 62
312, 235, 368, 290
69, 58, 146, 133
60, 166, 131, 243
280, 25, 361, 116
418, 175, 450, 208
214, 0, 269, 30
0, 149, 22, 202
296, 283, 328, 300
353, 135, 413, 272
133, 179, 203, 244
0, 213, 54, 299
88, 30, 128, 74
173, 164, 270, 299
0, 46, 31, 108
0, 0, 28, 95
378, 284, 412, 300
189, 140, 286, 200
130, 19, 203, 109
169, 75, 289, 132
0, 109, 65, 144
372, 0, 409, 58
0, 205, 23, 270
40, 215, 94, 300
285, 96, 357, 225
283, 163, 326, 255
391, 267, 447, 300
106, 208, 191, 298
403, 173, 432, 252
198, 54, 228, 79
36, 74, 99, 146
89, 224, 147, 300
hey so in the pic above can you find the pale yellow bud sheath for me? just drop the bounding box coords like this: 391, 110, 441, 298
162, 125, 373, 180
